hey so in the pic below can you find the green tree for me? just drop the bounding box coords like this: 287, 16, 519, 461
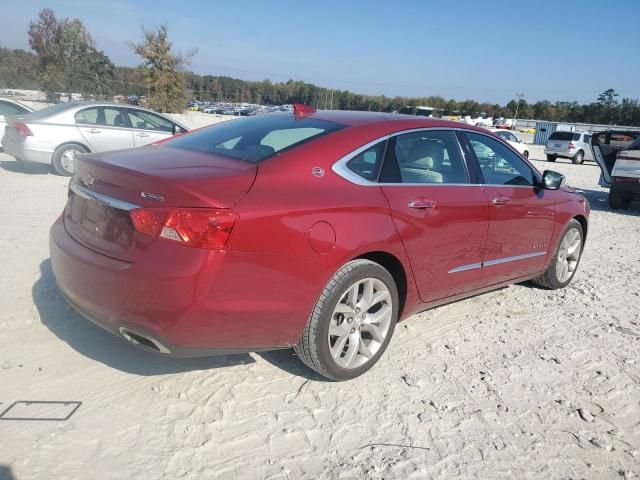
130, 24, 195, 112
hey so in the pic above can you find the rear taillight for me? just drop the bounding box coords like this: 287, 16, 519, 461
14, 123, 33, 136
130, 208, 238, 249
568, 143, 575, 149
613, 176, 639, 184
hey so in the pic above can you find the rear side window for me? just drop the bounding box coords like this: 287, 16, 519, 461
0, 101, 29, 115
380, 130, 468, 184
549, 131, 574, 141
167, 115, 345, 163
75, 107, 125, 127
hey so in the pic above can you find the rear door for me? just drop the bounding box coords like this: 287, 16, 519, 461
124, 109, 181, 146
75, 106, 134, 152
379, 129, 489, 302
463, 131, 556, 285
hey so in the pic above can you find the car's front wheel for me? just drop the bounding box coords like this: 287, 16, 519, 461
532, 219, 584, 289
572, 150, 585, 165
52, 144, 88, 176
294, 259, 399, 381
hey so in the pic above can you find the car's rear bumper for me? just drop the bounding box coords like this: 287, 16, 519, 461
50, 216, 325, 355
1, 136, 53, 164
544, 148, 576, 158
611, 178, 640, 199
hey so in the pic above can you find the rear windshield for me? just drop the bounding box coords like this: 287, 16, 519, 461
549, 131, 579, 141
166, 114, 345, 163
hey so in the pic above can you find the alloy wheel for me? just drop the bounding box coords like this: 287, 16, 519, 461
60, 148, 82, 174
555, 227, 582, 283
328, 277, 393, 369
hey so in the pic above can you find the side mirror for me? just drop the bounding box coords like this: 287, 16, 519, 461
541, 170, 565, 190
172, 124, 177, 135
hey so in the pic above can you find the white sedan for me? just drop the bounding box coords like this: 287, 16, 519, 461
0, 98, 33, 148
490, 128, 530, 159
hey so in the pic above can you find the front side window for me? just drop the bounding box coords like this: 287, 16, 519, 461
466, 132, 535, 186
126, 110, 175, 132
75, 107, 126, 127
167, 115, 345, 163
380, 130, 468, 184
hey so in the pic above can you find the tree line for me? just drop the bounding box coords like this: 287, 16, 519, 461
1, 8, 639, 126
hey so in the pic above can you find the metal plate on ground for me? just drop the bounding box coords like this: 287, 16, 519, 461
0, 401, 81, 421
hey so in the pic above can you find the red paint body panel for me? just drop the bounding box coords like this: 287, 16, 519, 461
381, 185, 489, 301
49, 113, 590, 354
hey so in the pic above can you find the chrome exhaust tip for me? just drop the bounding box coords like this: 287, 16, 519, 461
118, 327, 171, 354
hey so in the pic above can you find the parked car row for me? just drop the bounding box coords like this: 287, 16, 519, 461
1, 101, 189, 175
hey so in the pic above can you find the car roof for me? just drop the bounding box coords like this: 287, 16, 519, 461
297, 109, 490, 132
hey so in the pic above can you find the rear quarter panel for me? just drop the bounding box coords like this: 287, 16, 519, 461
229, 124, 423, 323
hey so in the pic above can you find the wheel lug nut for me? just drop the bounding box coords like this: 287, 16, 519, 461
350, 328, 356, 334
347, 318, 353, 323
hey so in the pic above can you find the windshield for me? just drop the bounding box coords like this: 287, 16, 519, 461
166, 114, 346, 163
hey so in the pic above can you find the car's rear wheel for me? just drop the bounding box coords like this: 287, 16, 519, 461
52, 144, 88, 176
532, 219, 584, 289
523, 150, 529, 159
546, 154, 557, 162
294, 259, 398, 381
572, 150, 585, 165
609, 191, 631, 210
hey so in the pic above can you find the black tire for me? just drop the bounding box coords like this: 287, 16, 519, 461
52, 143, 88, 176
572, 150, 585, 165
523, 150, 529, 159
294, 259, 399, 381
531, 219, 584, 290
609, 192, 631, 210
546, 154, 557, 162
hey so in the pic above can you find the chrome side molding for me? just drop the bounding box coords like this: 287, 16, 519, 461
448, 251, 547, 273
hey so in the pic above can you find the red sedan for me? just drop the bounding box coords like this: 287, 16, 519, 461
50, 106, 589, 380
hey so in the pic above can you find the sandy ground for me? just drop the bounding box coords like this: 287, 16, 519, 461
0, 123, 639, 480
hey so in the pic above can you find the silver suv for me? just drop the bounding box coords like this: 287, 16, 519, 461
544, 131, 593, 165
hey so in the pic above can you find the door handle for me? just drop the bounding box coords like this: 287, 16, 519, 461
408, 199, 436, 209
136, 132, 150, 138
88, 128, 101, 134
492, 197, 511, 205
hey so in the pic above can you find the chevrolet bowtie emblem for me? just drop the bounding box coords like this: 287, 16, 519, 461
80, 174, 95, 186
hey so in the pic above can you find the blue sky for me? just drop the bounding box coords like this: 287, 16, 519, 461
1, 0, 639, 104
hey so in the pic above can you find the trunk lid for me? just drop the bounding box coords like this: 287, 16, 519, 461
590, 131, 640, 187
64, 145, 257, 262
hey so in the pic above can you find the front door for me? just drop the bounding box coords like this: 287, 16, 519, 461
125, 109, 177, 147
380, 130, 489, 303
463, 131, 556, 285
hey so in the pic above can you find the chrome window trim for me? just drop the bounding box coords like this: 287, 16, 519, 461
70, 182, 140, 211
448, 251, 547, 274
332, 126, 541, 187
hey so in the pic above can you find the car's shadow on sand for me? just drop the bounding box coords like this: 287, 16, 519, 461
33, 259, 259, 376
572, 187, 640, 216
0, 159, 50, 175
